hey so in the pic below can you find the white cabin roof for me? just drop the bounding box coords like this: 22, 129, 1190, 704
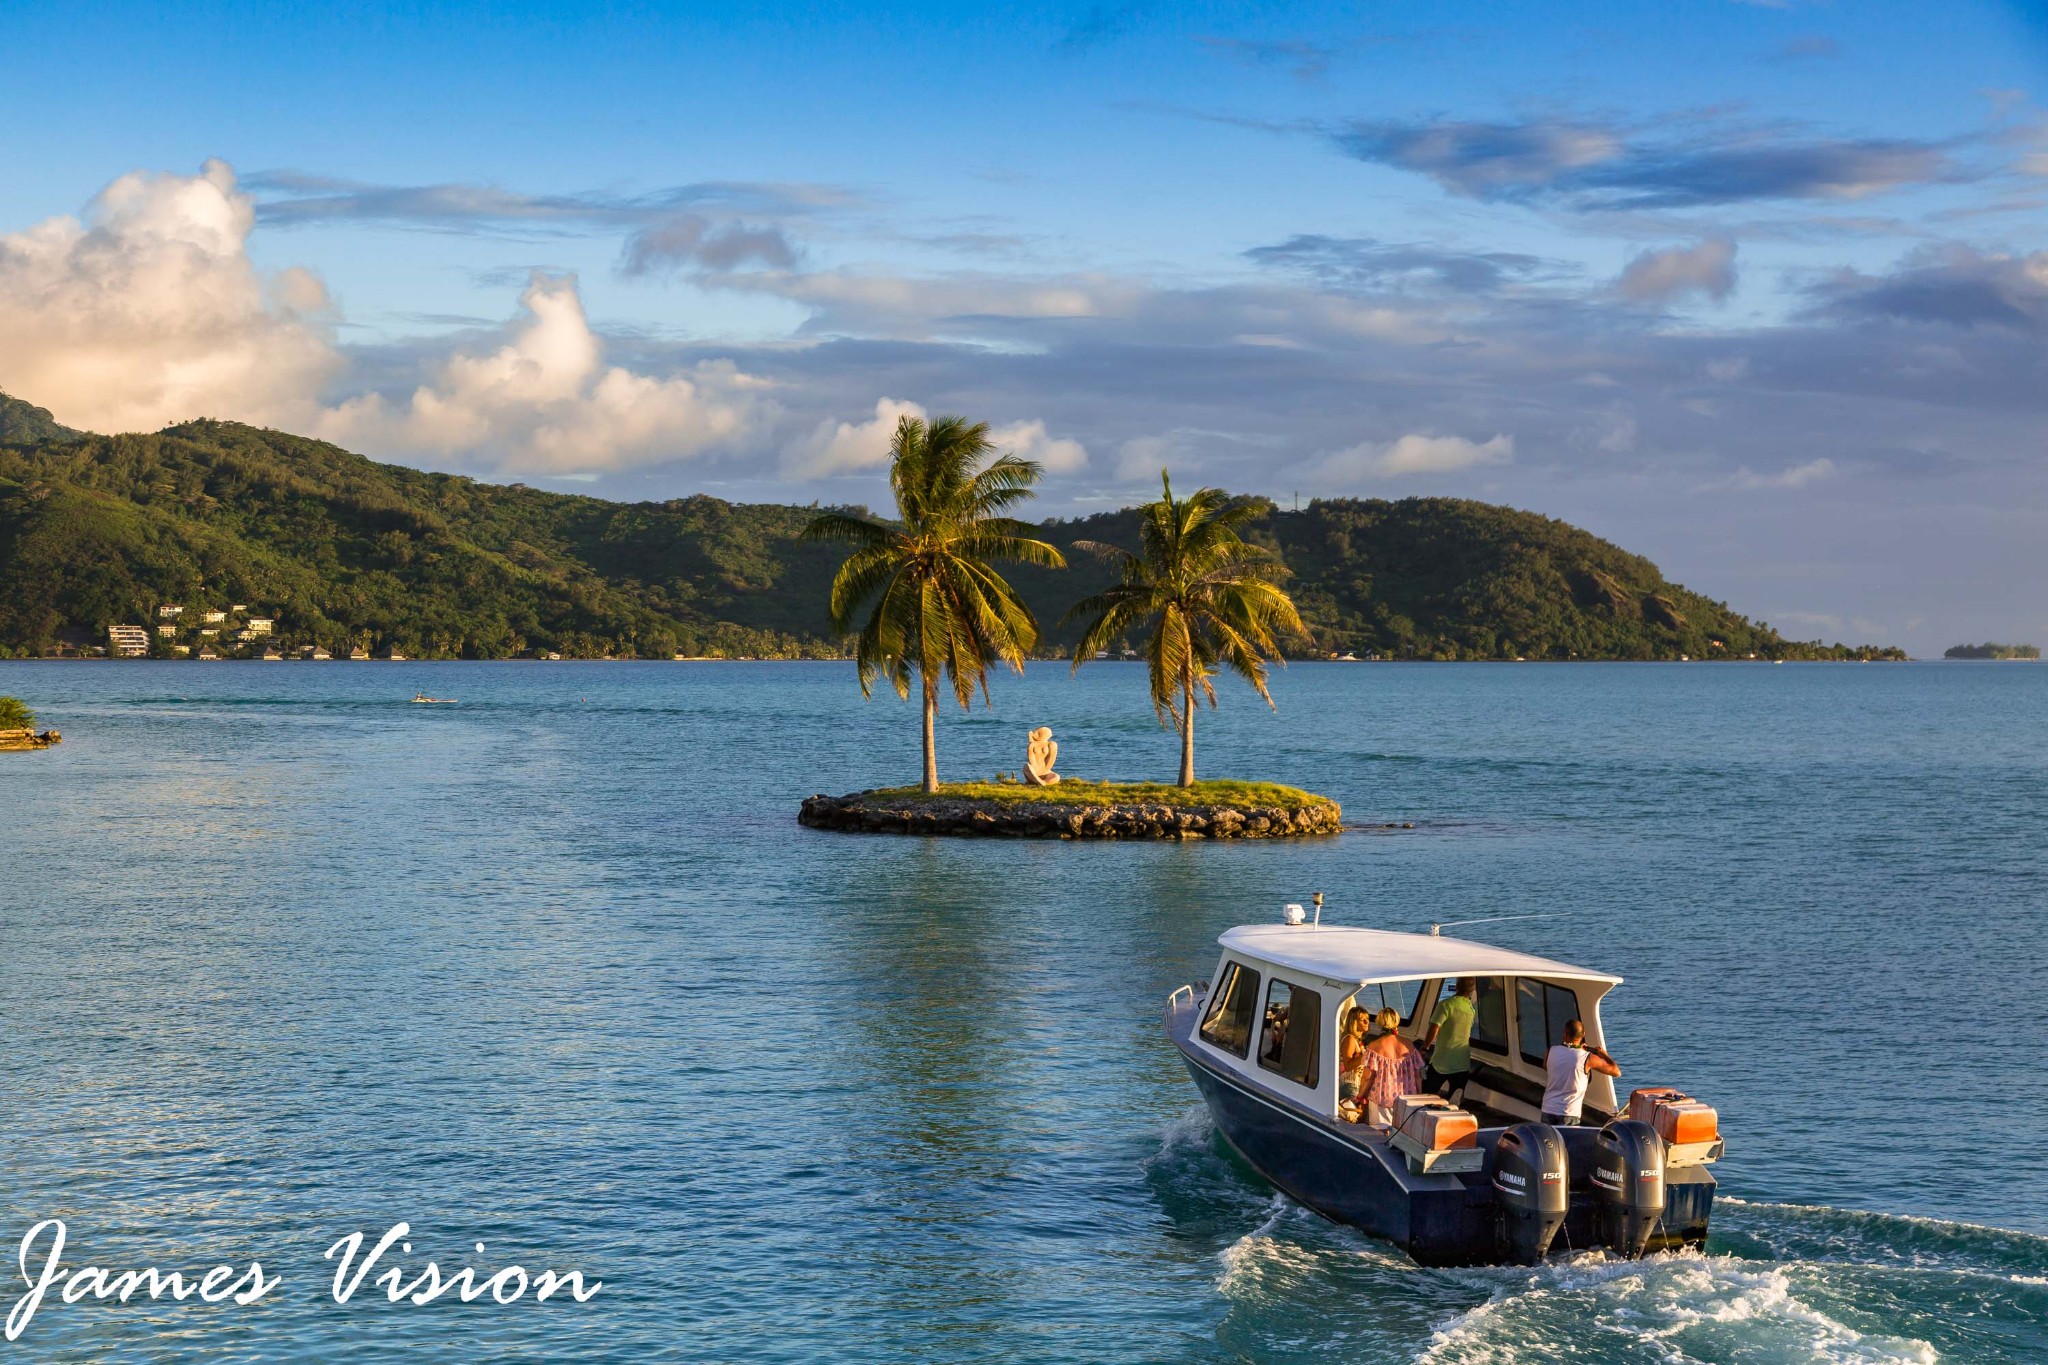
1217, 924, 1621, 987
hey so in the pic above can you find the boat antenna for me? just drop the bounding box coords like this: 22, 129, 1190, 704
1311, 891, 1324, 928
1427, 913, 1558, 937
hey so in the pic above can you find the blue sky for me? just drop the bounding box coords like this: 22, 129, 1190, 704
3, 1, 2047, 653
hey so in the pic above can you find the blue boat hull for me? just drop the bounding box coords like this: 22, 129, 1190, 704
1171, 1011, 1714, 1266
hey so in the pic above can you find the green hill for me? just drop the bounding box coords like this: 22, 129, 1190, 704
0, 392, 82, 446
0, 401, 1900, 661
1943, 643, 2039, 660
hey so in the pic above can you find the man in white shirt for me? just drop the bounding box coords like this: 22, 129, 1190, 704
1541, 1019, 1621, 1126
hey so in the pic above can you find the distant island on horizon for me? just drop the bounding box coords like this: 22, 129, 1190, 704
0, 390, 1905, 664
1944, 643, 2040, 660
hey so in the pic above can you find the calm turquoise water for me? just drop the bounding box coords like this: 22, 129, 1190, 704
2, 660, 2044, 1362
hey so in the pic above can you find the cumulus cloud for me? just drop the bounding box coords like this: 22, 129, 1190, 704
314, 271, 773, 475
1619, 238, 1738, 303
0, 159, 340, 433
785, 398, 1085, 478
1334, 115, 1957, 209
986, 418, 1088, 474
1314, 432, 1514, 481
786, 397, 927, 476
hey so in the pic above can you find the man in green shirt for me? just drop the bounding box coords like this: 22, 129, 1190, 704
1422, 978, 1479, 1102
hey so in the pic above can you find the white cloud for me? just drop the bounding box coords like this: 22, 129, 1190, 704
1702, 457, 1838, 492
786, 397, 927, 476
1618, 238, 1738, 304
1315, 432, 1514, 480
0, 162, 783, 475
786, 398, 1085, 479
0, 160, 340, 433
987, 417, 1087, 474
315, 271, 773, 475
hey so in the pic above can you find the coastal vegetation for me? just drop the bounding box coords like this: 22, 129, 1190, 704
1944, 643, 2039, 660
0, 696, 32, 729
801, 416, 1063, 792
1065, 474, 1306, 786
872, 777, 1330, 811
0, 391, 1903, 662
798, 780, 1342, 839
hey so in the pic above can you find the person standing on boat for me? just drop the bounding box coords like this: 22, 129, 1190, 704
1541, 1019, 1621, 1126
1421, 977, 1478, 1102
1356, 1008, 1425, 1127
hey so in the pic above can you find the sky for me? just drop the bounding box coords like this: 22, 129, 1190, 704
3, 0, 2047, 655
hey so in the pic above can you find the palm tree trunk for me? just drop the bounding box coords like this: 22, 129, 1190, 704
921, 682, 939, 793
1179, 668, 1196, 787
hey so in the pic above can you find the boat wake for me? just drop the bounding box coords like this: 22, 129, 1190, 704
1149, 1111, 2048, 1364
1417, 1252, 1941, 1364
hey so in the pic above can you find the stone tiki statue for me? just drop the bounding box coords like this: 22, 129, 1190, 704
1024, 727, 1061, 786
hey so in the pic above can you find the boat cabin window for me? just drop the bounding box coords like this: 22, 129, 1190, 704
1348, 980, 1422, 1032
1471, 977, 1510, 1055
1257, 978, 1321, 1089
1199, 960, 1260, 1057
1516, 979, 1583, 1065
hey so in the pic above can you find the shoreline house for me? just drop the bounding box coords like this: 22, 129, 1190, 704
348, 646, 371, 660
157, 604, 184, 619
245, 617, 275, 636
107, 624, 150, 657
374, 645, 408, 660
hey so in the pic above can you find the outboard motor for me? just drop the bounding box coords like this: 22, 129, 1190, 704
1591, 1119, 1666, 1258
1491, 1122, 1568, 1263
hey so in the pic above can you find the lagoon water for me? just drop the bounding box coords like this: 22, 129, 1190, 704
2, 659, 2045, 1362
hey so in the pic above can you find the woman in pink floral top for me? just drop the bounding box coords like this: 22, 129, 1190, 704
1355, 1007, 1425, 1126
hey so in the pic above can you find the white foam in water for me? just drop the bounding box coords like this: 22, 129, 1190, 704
1416, 1252, 1940, 1364
1215, 1194, 1297, 1294
1149, 1105, 1215, 1165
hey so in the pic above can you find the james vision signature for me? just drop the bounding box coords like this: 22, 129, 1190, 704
6, 1220, 601, 1341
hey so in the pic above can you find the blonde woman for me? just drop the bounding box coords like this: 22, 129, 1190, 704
1337, 1008, 1373, 1116
1356, 1007, 1425, 1127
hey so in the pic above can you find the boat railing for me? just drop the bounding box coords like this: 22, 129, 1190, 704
1167, 984, 1196, 1010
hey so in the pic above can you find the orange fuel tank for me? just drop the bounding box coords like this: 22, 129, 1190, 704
1628, 1087, 1690, 1125
1651, 1099, 1719, 1146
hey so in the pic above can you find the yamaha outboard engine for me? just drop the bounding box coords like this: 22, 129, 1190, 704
1491, 1122, 1568, 1263
1591, 1119, 1666, 1258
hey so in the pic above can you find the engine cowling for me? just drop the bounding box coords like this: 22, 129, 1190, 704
1591, 1118, 1666, 1258
1490, 1122, 1568, 1263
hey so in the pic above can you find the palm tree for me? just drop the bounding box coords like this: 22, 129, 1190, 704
803, 415, 1066, 793
1065, 472, 1305, 787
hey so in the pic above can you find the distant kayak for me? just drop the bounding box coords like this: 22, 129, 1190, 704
411, 694, 457, 704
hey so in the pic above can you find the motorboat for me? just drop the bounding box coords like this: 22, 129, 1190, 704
1165, 904, 1723, 1266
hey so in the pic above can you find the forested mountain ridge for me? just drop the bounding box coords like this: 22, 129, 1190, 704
0, 392, 80, 445
0, 400, 1901, 661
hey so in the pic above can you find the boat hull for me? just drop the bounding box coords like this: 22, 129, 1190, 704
1170, 1005, 1714, 1266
